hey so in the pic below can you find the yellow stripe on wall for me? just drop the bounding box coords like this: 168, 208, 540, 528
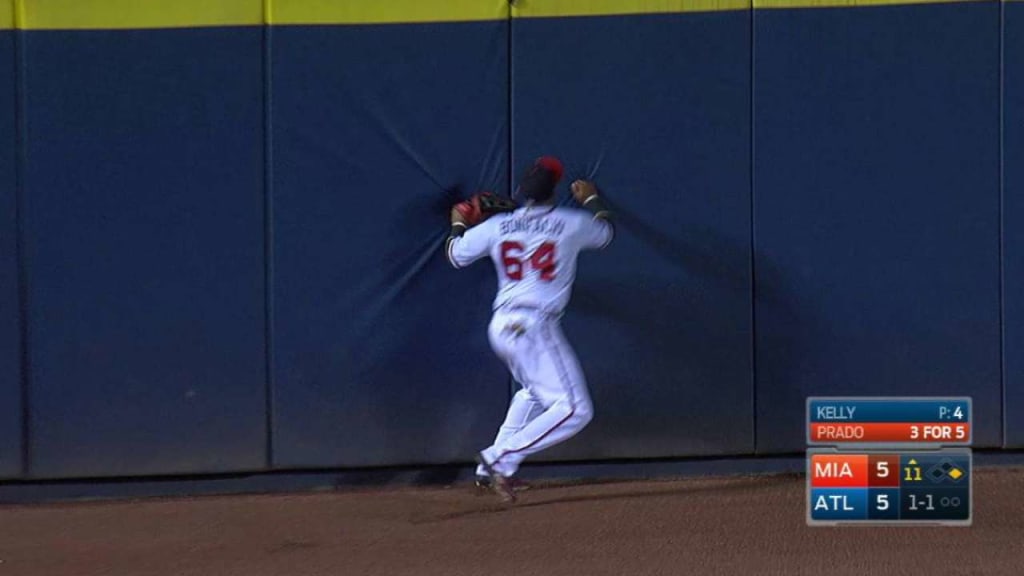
512, 0, 750, 17
0, 0, 13, 30
5, 0, 1009, 29
19, 0, 263, 30
268, 0, 508, 25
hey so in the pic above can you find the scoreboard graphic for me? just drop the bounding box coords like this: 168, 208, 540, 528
807, 397, 971, 446
807, 449, 971, 523
806, 397, 972, 526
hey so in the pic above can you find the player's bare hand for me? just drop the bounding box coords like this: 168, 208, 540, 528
571, 180, 599, 205
451, 206, 469, 226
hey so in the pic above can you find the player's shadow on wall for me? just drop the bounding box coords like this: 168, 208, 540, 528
287, 182, 509, 470
550, 197, 823, 457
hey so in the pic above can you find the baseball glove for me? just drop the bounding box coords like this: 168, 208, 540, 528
454, 192, 518, 226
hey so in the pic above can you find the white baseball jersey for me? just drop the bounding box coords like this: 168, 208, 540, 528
447, 205, 613, 314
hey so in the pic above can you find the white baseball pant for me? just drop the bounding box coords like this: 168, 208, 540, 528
476, 306, 594, 478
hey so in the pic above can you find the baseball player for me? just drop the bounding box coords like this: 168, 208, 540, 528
446, 156, 614, 502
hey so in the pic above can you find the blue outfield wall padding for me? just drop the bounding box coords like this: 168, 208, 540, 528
21, 28, 267, 478
270, 22, 512, 468
512, 11, 754, 459
0, 30, 22, 478
1004, 2, 1024, 448
753, 3, 1002, 452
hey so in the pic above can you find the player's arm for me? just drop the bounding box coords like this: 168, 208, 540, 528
571, 180, 614, 249
446, 207, 492, 269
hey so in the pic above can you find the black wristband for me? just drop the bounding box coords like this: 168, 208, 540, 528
582, 195, 611, 220
449, 222, 467, 238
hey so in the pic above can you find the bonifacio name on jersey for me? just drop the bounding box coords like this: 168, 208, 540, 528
499, 216, 567, 236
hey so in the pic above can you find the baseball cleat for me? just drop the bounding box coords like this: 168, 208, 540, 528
475, 474, 531, 492
475, 453, 517, 503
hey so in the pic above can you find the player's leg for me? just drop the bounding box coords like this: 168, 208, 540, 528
486, 309, 537, 378
474, 386, 544, 478
480, 318, 594, 478
478, 310, 547, 480
497, 385, 546, 442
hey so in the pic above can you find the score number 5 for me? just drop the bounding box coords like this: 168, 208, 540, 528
875, 460, 891, 511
